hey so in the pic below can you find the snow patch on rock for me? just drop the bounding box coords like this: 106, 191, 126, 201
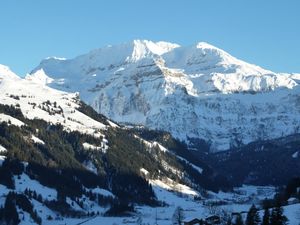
0, 113, 25, 127
292, 151, 299, 158
31, 135, 45, 145
0, 145, 7, 153
83, 160, 98, 174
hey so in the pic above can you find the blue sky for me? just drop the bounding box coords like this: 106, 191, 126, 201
0, 0, 299, 76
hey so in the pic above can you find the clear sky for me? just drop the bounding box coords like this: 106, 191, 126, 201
0, 0, 299, 76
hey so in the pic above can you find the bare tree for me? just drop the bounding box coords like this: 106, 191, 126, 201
205, 203, 232, 224
172, 206, 185, 225
136, 214, 143, 225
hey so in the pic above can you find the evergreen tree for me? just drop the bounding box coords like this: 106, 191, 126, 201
246, 204, 260, 225
262, 207, 270, 225
136, 214, 143, 225
227, 217, 232, 225
270, 209, 276, 225
172, 206, 185, 225
270, 204, 288, 225
3, 192, 20, 225
234, 213, 244, 225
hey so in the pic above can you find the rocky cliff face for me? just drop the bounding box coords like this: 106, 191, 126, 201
29, 40, 300, 151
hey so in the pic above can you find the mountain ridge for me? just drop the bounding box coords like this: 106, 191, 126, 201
1, 65, 230, 224
0, 63, 222, 189
1, 61, 300, 224
28, 40, 300, 151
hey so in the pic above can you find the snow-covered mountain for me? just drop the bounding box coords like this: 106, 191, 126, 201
0, 63, 220, 190
1, 64, 300, 224
0, 64, 218, 224
0, 64, 110, 138
29, 40, 300, 151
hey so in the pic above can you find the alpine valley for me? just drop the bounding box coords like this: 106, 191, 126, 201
0, 40, 300, 225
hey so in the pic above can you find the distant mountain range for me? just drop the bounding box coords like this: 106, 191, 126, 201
28, 40, 300, 152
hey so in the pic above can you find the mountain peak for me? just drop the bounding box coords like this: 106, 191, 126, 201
0, 64, 19, 80
25, 68, 54, 85
195, 42, 231, 59
44, 56, 67, 61
196, 41, 219, 50
128, 39, 179, 61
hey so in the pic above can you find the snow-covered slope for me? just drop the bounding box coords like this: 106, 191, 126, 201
0, 64, 107, 137
29, 40, 300, 151
0, 64, 20, 80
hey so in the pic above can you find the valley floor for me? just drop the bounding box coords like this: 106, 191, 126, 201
1, 159, 298, 225
26, 184, 300, 225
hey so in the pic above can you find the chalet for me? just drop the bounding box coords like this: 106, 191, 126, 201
287, 197, 299, 205
183, 215, 221, 225
205, 215, 220, 225
184, 218, 204, 225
